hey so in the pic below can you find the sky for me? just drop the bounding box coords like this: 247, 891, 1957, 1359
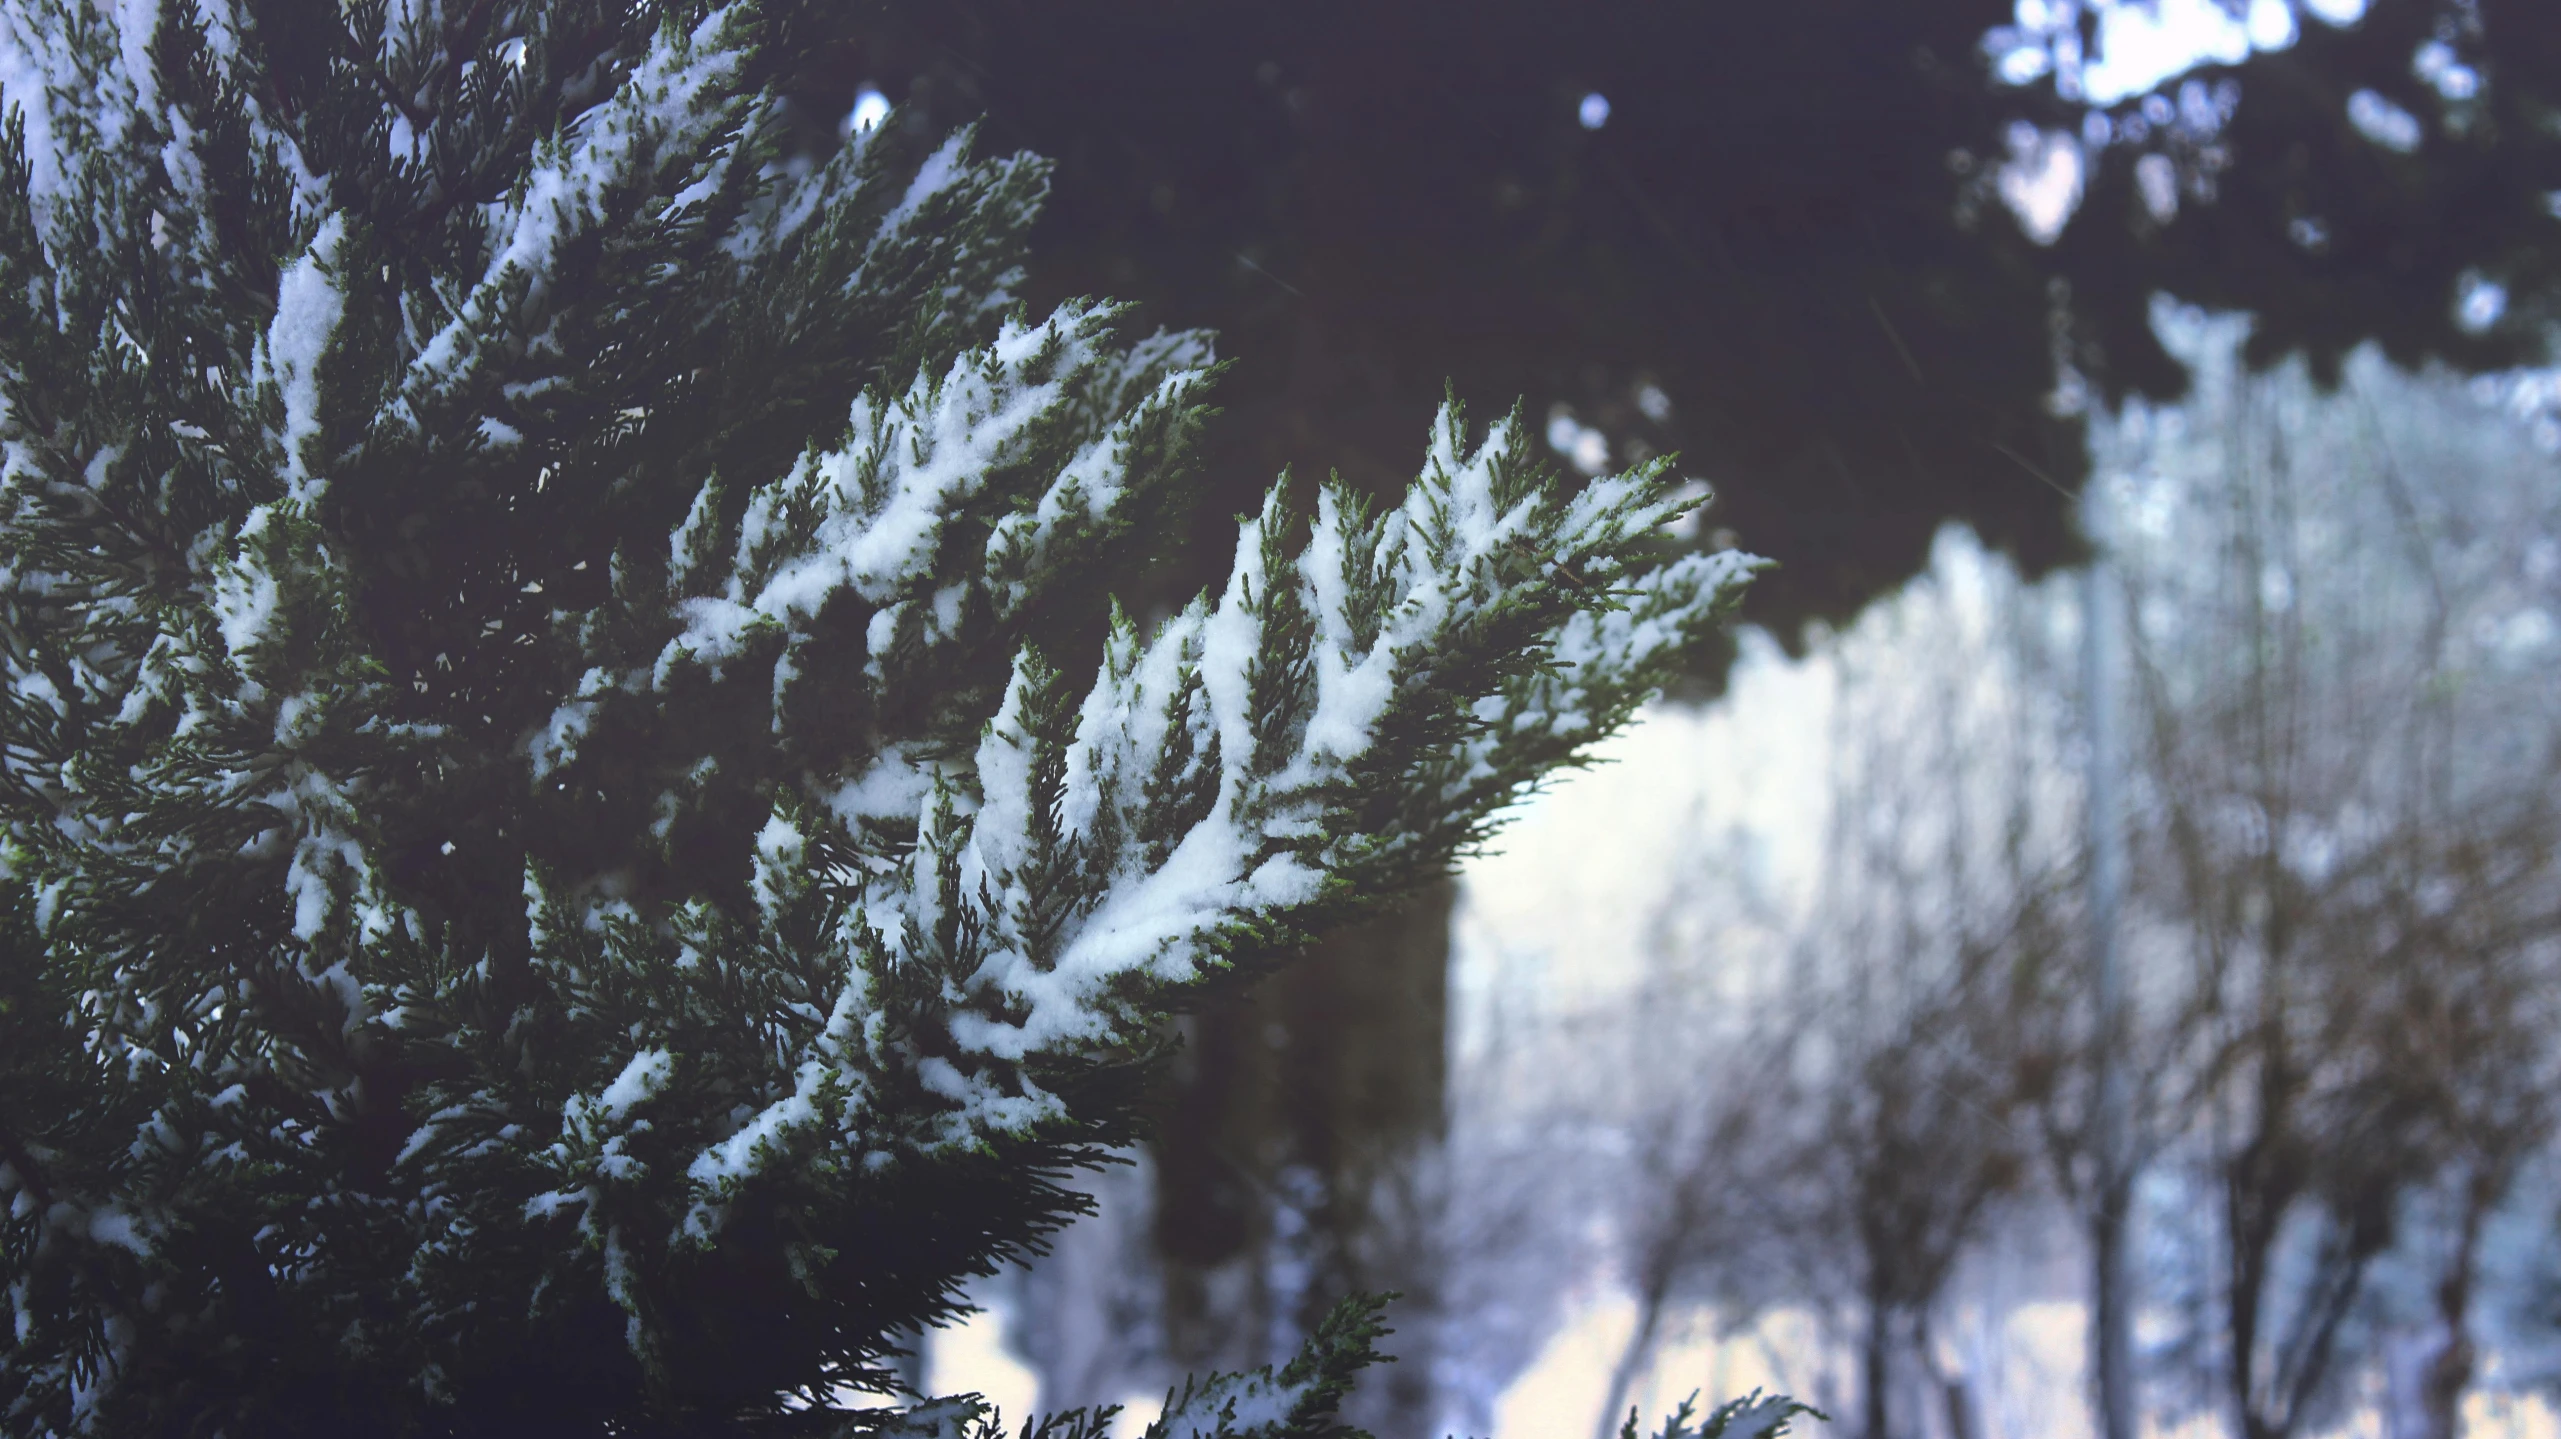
1988, 0, 2377, 243
1452, 633, 1835, 1016
1991, 0, 2370, 105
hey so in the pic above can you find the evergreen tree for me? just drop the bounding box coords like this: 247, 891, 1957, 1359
0, 3, 1797, 1436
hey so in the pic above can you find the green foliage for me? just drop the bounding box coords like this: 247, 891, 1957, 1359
1615, 1391, 1825, 1439
0, 2, 1780, 1435
845, 1297, 1395, 1439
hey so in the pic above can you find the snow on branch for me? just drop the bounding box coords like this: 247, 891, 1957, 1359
632, 380, 1763, 1229
0, 1, 1769, 1426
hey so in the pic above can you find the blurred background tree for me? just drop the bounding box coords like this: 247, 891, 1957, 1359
1590, 315, 2561, 1439
2097, 314, 2561, 1439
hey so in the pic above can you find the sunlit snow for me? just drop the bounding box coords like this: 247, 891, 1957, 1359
847, 86, 891, 134
1994, 0, 2369, 108
2348, 87, 2423, 153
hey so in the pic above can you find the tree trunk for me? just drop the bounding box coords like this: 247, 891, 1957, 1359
1863, 1299, 1895, 1439
1594, 1264, 1672, 1439
1010, 883, 1455, 1431
2089, 1172, 2137, 1439
2082, 522, 2140, 1439
2418, 1174, 2493, 1439
1941, 1372, 1983, 1439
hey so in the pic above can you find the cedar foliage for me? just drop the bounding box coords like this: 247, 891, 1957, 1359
0, 2, 1791, 1436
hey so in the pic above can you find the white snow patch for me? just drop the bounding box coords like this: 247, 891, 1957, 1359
266, 214, 349, 496
599, 1049, 675, 1121
2348, 88, 2422, 153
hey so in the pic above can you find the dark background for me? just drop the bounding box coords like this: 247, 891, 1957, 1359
808, 0, 2555, 641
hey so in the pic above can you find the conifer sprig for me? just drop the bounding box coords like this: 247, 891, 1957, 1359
0, 2, 1771, 1433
